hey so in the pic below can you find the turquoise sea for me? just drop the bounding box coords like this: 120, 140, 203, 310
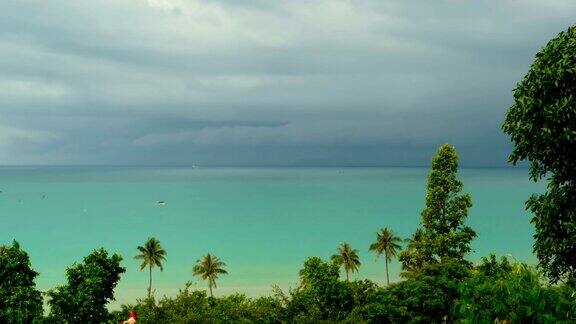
1, 166, 544, 308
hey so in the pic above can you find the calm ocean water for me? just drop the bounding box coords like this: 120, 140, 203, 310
0, 166, 544, 307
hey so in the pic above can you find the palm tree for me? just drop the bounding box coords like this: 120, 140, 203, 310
369, 227, 402, 285
331, 242, 361, 281
399, 228, 428, 274
192, 253, 228, 297
134, 237, 167, 298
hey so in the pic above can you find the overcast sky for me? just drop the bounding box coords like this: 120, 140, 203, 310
0, 0, 574, 166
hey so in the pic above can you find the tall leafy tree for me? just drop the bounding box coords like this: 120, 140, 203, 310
331, 242, 361, 281
135, 237, 167, 298
369, 228, 402, 285
47, 248, 125, 323
0, 241, 43, 323
502, 25, 576, 283
399, 144, 476, 272
193, 253, 228, 297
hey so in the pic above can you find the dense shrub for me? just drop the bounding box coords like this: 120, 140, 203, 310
454, 255, 576, 323
348, 259, 471, 323
111, 283, 285, 323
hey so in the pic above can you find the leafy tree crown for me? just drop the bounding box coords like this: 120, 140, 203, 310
502, 25, 576, 283
0, 241, 43, 323
399, 144, 475, 272
47, 248, 125, 323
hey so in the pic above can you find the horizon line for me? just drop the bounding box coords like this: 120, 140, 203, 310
0, 164, 526, 169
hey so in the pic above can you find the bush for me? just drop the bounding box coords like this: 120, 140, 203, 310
112, 283, 284, 323
454, 255, 576, 323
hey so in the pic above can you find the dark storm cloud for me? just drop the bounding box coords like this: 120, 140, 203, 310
0, 0, 574, 165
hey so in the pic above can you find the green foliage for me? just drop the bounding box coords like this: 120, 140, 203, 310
502, 25, 576, 183
331, 242, 361, 281
399, 228, 427, 272
369, 227, 402, 285
275, 257, 381, 322
527, 180, 576, 283
0, 241, 43, 323
135, 237, 167, 298
111, 283, 284, 323
110, 296, 161, 324
47, 248, 125, 323
192, 253, 228, 297
112, 254, 576, 324
502, 25, 576, 283
454, 254, 576, 323
390, 259, 470, 323
115, 297, 160, 324
399, 144, 475, 273
284, 257, 353, 321
248, 295, 285, 323
349, 259, 471, 323
212, 294, 283, 323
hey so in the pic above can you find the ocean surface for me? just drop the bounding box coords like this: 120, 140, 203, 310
0, 166, 544, 308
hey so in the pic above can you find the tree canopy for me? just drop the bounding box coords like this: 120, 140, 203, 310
369, 227, 402, 285
455, 255, 576, 322
399, 144, 475, 272
192, 253, 228, 297
331, 242, 361, 281
135, 237, 167, 298
0, 241, 43, 323
502, 25, 576, 283
47, 248, 125, 323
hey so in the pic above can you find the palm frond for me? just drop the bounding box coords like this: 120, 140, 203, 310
192, 253, 228, 294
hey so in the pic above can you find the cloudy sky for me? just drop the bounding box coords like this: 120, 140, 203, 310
1, 0, 574, 166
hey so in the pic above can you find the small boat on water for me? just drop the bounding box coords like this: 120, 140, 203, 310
157, 201, 167, 206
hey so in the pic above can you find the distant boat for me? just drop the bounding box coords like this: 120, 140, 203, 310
157, 201, 167, 206
192, 164, 198, 169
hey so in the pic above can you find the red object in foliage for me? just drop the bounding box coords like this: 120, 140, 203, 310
123, 310, 137, 323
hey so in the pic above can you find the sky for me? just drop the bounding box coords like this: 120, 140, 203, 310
0, 0, 574, 166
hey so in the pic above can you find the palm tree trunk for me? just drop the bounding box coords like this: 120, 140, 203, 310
385, 259, 390, 286
148, 264, 152, 298
209, 283, 213, 297
346, 270, 349, 281
385, 251, 390, 286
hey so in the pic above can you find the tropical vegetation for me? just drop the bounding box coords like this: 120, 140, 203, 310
1, 24, 575, 324
399, 143, 475, 274
134, 237, 167, 298
369, 227, 402, 285
192, 253, 228, 297
502, 25, 576, 284
46, 249, 125, 323
331, 242, 361, 281
0, 241, 43, 323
